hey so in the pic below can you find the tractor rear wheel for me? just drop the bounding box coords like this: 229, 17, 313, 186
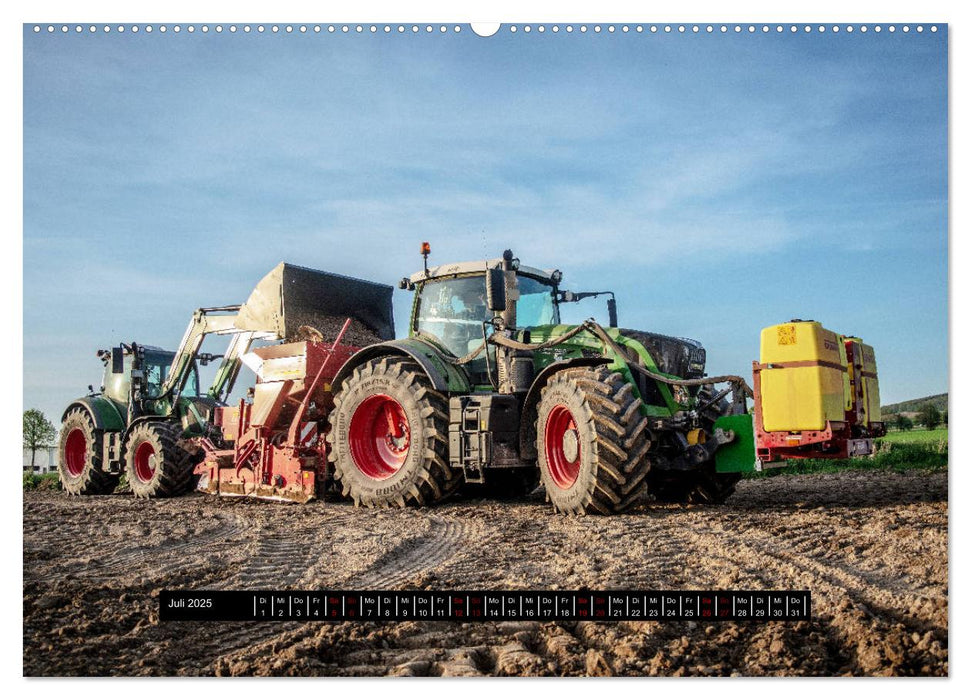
123, 421, 195, 499
536, 366, 652, 515
57, 408, 118, 495
328, 356, 461, 508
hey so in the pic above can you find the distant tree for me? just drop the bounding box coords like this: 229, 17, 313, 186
23, 409, 56, 470
917, 404, 942, 431
943, 409, 948, 427
894, 414, 914, 432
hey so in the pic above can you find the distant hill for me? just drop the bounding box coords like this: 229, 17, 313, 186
882, 393, 948, 415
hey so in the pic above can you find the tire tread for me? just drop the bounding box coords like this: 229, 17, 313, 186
538, 366, 653, 515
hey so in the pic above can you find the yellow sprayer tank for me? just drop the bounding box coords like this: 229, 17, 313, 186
844, 337, 882, 426
759, 321, 851, 432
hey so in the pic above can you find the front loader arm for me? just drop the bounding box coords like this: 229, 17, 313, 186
160, 306, 242, 403
207, 330, 259, 402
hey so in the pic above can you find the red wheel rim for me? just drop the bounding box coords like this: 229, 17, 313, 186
134, 441, 157, 483
545, 404, 581, 489
64, 428, 87, 477
348, 394, 411, 480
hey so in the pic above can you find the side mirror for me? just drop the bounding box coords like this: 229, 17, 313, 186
111, 347, 125, 374
486, 267, 506, 312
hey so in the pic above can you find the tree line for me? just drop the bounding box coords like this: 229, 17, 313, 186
887, 403, 947, 432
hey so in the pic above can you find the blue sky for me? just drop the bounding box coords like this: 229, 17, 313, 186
23, 24, 947, 423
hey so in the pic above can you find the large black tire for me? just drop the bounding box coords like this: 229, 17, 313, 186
649, 466, 741, 505
536, 367, 652, 515
123, 421, 196, 499
327, 356, 462, 508
57, 408, 118, 495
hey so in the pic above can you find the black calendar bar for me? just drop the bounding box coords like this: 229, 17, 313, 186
160, 590, 810, 622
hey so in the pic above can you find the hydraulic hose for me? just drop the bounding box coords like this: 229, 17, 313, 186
438, 320, 593, 366
581, 321, 755, 398
434, 318, 754, 398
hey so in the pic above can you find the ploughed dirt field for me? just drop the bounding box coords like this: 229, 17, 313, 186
23, 469, 947, 677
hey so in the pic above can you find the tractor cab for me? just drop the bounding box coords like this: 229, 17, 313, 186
99, 344, 200, 407
409, 265, 559, 353
403, 251, 561, 385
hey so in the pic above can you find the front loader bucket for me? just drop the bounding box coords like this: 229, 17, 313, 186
235, 262, 395, 344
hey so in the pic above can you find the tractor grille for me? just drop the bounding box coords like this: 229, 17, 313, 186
619, 329, 706, 379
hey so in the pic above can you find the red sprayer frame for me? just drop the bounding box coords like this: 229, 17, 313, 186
751, 358, 885, 465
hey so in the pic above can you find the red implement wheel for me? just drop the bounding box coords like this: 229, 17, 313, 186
329, 356, 461, 508
123, 421, 195, 499
537, 366, 653, 515
57, 408, 118, 495
348, 394, 411, 480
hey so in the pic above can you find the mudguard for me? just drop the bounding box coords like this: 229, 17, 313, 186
62, 396, 126, 432
332, 338, 472, 394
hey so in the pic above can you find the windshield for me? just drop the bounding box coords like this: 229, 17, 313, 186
415, 276, 488, 358
516, 275, 559, 327
144, 353, 199, 398
415, 273, 560, 358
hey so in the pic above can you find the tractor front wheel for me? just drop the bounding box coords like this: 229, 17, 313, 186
123, 421, 195, 498
328, 356, 461, 508
57, 408, 118, 495
537, 366, 653, 515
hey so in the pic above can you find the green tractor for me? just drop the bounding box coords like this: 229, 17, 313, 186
57, 310, 260, 499
327, 247, 754, 514
57, 263, 394, 499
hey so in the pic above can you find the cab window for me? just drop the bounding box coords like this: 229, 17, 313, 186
143, 356, 199, 398
516, 275, 559, 327
415, 276, 489, 358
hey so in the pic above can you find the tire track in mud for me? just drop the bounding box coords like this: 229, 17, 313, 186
756, 519, 938, 598
24, 507, 249, 585
617, 513, 756, 587
95, 513, 249, 583
173, 511, 357, 672
203, 513, 483, 675
181, 511, 476, 674
213, 532, 318, 590
686, 518, 945, 634
749, 511, 946, 597
675, 515, 947, 673
345, 516, 472, 589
